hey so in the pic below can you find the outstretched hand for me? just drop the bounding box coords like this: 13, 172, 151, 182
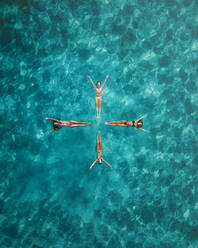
89, 159, 98, 170
101, 74, 109, 89
87, 75, 96, 89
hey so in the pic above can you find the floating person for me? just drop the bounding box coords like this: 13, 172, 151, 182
45, 118, 91, 133
89, 131, 112, 170
87, 74, 109, 119
105, 115, 150, 133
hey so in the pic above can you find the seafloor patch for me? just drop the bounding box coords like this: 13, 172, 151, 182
0, 0, 198, 247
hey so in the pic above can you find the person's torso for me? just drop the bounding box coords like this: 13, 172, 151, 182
96, 87, 102, 96
97, 150, 102, 159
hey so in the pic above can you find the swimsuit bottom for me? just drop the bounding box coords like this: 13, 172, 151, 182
68, 121, 72, 127
59, 121, 72, 127
96, 95, 101, 100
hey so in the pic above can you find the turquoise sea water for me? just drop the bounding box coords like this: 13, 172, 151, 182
0, 0, 198, 247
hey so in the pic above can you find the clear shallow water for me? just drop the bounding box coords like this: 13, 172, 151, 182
0, 0, 198, 247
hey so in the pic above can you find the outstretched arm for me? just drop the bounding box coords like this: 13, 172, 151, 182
45, 117, 60, 121
87, 75, 96, 89
138, 127, 150, 133
89, 159, 98, 170
46, 128, 55, 133
102, 158, 112, 168
101, 74, 109, 89
136, 115, 147, 122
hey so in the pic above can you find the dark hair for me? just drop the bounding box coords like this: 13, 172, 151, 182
53, 121, 61, 130
96, 81, 101, 86
137, 120, 143, 128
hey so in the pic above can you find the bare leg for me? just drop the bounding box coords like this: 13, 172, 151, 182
77, 123, 91, 126
105, 120, 127, 125
95, 97, 99, 118
70, 120, 79, 123
75, 121, 91, 124
69, 124, 88, 128
70, 124, 91, 127
98, 98, 102, 118
108, 123, 128, 127
96, 131, 100, 151
105, 121, 128, 127
99, 131, 102, 150
70, 121, 91, 124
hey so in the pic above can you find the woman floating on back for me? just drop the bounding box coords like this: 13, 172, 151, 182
105, 115, 149, 133
89, 131, 112, 170
45, 118, 91, 133
87, 74, 109, 119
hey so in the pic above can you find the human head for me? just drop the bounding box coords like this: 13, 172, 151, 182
96, 81, 101, 88
137, 120, 143, 128
53, 121, 60, 130
98, 158, 102, 164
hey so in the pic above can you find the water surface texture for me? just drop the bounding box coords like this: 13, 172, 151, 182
1, 0, 198, 247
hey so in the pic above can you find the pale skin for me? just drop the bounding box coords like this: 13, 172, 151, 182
105, 115, 150, 133
87, 74, 109, 119
89, 131, 112, 170
45, 118, 91, 133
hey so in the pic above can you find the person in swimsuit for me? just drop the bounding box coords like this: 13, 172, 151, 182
45, 118, 91, 133
87, 74, 109, 119
105, 115, 150, 133
89, 131, 112, 170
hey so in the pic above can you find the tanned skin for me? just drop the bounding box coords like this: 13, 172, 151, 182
89, 131, 112, 170
87, 74, 109, 119
105, 115, 150, 133
45, 118, 91, 133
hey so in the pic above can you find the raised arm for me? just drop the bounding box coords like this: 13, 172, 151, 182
101, 74, 109, 89
136, 115, 147, 122
45, 117, 60, 121
138, 127, 150, 133
46, 128, 56, 133
87, 75, 96, 89
102, 158, 112, 168
89, 159, 98, 170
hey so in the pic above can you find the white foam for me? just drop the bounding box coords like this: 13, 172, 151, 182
192, 41, 198, 50
140, 146, 148, 155
36, 130, 44, 139
18, 84, 26, 90
142, 51, 156, 61
143, 168, 149, 174
131, 167, 138, 176
26, 102, 31, 109
121, 95, 134, 107
154, 170, 159, 178
183, 209, 190, 220
156, 135, 163, 140
145, 83, 160, 97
